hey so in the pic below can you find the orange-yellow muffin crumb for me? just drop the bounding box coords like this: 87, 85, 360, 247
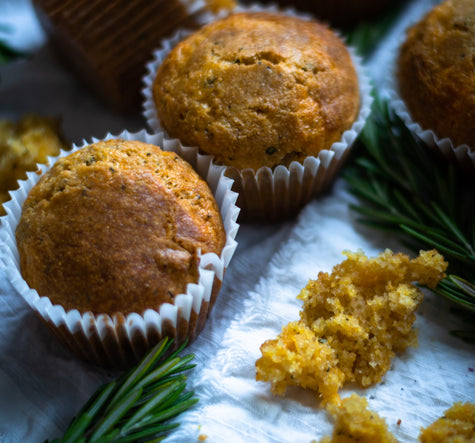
255, 249, 447, 406
0, 114, 67, 213
320, 394, 397, 443
419, 402, 475, 443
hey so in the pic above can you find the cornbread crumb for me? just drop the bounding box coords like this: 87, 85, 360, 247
320, 394, 397, 443
255, 249, 447, 406
0, 115, 67, 213
419, 402, 475, 442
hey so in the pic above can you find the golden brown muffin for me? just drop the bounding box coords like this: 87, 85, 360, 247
153, 11, 360, 172
16, 139, 226, 315
0, 114, 68, 214
32, 0, 236, 111
397, 0, 475, 150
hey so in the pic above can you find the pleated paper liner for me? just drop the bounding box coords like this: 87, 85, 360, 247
0, 129, 240, 368
142, 4, 373, 222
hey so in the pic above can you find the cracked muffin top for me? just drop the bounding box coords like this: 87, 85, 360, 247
16, 139, 226, 315
152, 12, 360, 171
398, 0, 475, 150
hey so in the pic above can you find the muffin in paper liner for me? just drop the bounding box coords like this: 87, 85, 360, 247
0, 129, 240, 368
382, 0, 475, 174
386, 92, 475, 174
142, 4, 373, 222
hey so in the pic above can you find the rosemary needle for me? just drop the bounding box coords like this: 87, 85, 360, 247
45, 338, 198, 443
343, 94, 475, 327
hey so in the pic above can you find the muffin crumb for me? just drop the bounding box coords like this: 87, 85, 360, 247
320, 394, 397, 443
255, 249, 447, 406
419, 402, 475, 442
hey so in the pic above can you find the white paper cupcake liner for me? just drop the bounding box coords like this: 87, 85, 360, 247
0, 129, 240, 368
142, 4, 373, 222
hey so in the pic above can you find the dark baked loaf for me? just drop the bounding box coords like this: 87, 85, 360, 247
32, 0, 236, 111
397, 0, 475, 150
16, 139, 226, 315
153, 12, 360, 171
239, 0, 400, 28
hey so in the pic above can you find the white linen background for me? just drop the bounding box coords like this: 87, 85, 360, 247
0, 0, 473, 442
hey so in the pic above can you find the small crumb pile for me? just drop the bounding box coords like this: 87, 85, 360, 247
320, 394, 397, 443
419, 402, 475, 442
255, 249, 447, 406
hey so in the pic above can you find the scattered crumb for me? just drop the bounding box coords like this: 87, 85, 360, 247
419, 402, 475, 442
255, 249, 447, 406
0, 114, 67, 213
320, 394, 397, 443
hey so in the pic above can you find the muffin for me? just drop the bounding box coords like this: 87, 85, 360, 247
1, 131, 239, 367
32, 0, 236, 111
397, 0, 475, 156
145, 10, 371, 221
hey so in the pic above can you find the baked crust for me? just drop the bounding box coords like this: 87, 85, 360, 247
153, 12, 360, 171
16, 139, 225, 315
398, 0, 475, 150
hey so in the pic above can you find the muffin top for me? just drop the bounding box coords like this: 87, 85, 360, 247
153, 12, 360, 171
16, 139, 226, 315
397, 0, 475, 150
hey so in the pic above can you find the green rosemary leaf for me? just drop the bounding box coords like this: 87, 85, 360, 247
111, 423, 179, 443
343, 1, 407, 58
50, 338, 198, 442
107, 337, 171, 410
61, 383, 117, 443
121, 379, 185, 432
449, 330, 475, 345
431, 202, 474, 255
90, 387, 144, 442
344, 93, 475, 315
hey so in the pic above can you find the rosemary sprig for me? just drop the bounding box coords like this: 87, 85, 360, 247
343, 1, 407, 59
344, 94, 475, 325
46, 338, 198, 443
0, 25, 25, 64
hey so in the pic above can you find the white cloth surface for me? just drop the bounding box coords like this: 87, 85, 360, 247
0, 0, 474, 442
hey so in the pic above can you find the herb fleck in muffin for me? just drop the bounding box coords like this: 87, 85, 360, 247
398, 0, 475, 150
16, 139, 226, 315
153, 11, 360, 171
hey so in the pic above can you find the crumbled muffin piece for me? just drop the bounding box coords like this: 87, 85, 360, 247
255, 249, 447, 406
256, 321, 345, 405
0, 114, 67, 213
419, 402, 475, 442
320, 394, 397, 443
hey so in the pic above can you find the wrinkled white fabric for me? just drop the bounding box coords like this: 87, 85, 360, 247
0, 1, 474, 442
